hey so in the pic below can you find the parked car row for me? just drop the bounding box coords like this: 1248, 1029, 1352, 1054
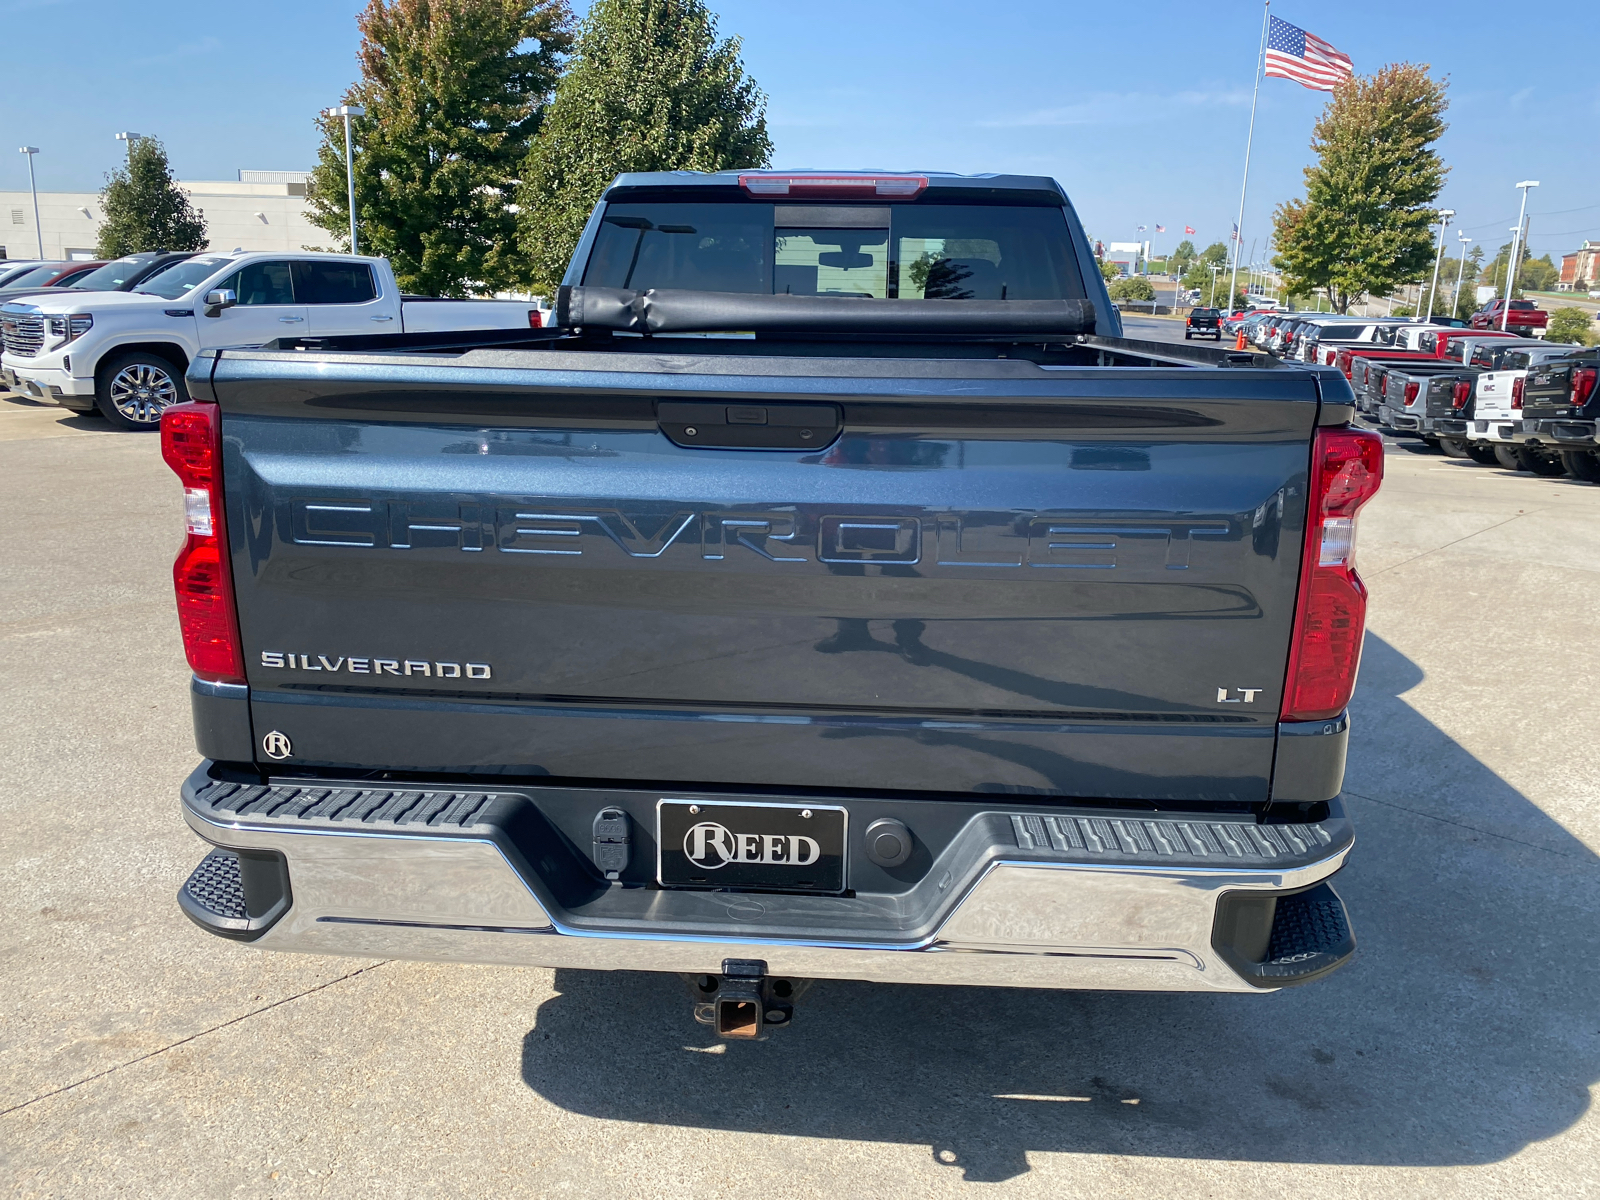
1249, 311, 1599, 482
0, 251, 544, 429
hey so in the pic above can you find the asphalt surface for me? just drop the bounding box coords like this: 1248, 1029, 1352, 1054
2, 388, 1598, 1197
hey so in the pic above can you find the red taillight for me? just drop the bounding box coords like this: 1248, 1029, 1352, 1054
1572, 367, 1597, 407
738, 172, 927, 198
161, 401, 244, 684
528, 309, 542, 329
1452, 379, 1471, 409
1281, 426, 1384, 722
1403, 381, 1419, 405
1512, 376, 1524, 410
1336, 350, 1354, 378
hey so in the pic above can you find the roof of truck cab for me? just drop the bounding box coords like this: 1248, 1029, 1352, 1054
602, 170, 1069, 205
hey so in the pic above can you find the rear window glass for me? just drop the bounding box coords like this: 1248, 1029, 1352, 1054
1311, 325, 1362, 340
582, 201, 1084, 300
1510, 300, 1536, 310
292, 260, 378, 304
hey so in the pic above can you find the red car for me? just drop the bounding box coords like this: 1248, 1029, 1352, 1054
1470, 298, 1548, 336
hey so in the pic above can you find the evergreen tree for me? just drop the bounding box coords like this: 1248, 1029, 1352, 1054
518, 0, 771, 290
307, 0, 573, 297
1271, 64, 1449, 313
95, 137, 207, 257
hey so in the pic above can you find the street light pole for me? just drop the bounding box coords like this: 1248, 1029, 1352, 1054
1451, 232, 1471, 316
1502, 181, 1539, 330
1209, 263, 1223, 308
1423, 208, 1454, 322
115, 131, 142, 158
18, 146, 42, 258
323, 105, 367, 255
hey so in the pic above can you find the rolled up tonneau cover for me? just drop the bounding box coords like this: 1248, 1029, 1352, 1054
556, 285, 1099, 337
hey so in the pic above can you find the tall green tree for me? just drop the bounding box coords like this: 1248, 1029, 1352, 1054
518, 0, 771, 290
95, 137, 207, 257
1479, 241, 1559, 297
1179, 245, 1231, 299
307, 0, 573, 297
1271, 64, 1449, 313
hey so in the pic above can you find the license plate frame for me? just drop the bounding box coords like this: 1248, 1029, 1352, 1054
656, 799, 847, 894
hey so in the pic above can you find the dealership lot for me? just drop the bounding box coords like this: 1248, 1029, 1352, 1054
2, 393, 1597, 1197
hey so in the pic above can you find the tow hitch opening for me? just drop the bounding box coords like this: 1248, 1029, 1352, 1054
685, 959, 811, 1039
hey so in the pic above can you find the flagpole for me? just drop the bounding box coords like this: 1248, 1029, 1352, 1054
1228, 0, 1270, 314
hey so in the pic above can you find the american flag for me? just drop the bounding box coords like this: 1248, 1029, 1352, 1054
1155, 224, 1166, 233
1264, 15, 1354, 92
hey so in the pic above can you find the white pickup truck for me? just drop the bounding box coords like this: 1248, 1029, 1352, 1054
0, 252, 541, 429
1446, 340, 1580, 472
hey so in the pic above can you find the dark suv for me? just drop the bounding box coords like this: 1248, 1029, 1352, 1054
1185, 307, 1221, 340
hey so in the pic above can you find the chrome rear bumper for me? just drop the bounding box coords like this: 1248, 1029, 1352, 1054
180, 765, 1355, 993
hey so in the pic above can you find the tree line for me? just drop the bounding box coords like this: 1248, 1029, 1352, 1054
306, 0, 769, 297
89, 0, 768, 294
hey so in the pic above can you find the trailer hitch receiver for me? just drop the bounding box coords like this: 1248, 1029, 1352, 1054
687, 959, 807, 1039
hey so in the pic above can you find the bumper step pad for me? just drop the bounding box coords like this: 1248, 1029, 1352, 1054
1211, 880, 1356, 988
1009, 812, 1335, 867
1259, 883, 1354, 981
192, 779, 499, 833
177, 846, 293, 942
183, 848, 248, 921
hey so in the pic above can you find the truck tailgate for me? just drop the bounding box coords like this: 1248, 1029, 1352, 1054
211, 348, 1321, 803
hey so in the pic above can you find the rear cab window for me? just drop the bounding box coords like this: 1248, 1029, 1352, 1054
292, 260, 378, 304
582, 201, 1085, 301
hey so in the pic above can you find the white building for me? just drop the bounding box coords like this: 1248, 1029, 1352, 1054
1103, 241, 1150, 276
1, 170, 325, 262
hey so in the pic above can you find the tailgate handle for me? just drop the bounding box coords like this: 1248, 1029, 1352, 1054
658, 400, 840, 450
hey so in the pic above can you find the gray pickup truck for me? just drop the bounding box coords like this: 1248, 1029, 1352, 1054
164, 170, 1381, 1038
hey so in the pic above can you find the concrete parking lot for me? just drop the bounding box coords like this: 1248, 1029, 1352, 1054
2, 388, 1597, 1197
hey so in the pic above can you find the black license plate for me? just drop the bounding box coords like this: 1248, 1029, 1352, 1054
657, 800, 847, 893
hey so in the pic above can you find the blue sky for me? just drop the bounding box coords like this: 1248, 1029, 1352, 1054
4, 0, 1596, 264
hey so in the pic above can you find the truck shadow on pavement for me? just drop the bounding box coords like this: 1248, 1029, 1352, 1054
520, 634, 1599, 1182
